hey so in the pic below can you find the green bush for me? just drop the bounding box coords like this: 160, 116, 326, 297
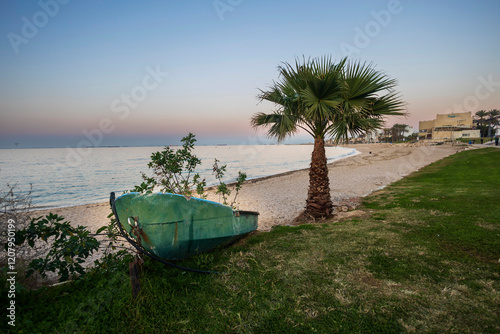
14, 213, 100, 282
133, 132, 246, 207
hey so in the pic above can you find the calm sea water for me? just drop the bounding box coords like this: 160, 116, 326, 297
0, 145, 357, 209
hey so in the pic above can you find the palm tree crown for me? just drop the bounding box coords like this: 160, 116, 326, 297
252, 56, 406, 218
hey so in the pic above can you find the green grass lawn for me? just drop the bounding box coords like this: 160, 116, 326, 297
2, 148, 499, 333
456, 137, 495, 143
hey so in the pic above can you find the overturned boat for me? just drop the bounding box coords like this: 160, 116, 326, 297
110, 192, 258, 260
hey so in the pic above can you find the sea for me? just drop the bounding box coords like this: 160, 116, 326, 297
0, 145, 357, 209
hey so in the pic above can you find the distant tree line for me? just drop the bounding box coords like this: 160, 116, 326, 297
379, 123, 416, 143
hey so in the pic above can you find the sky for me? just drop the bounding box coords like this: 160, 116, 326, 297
1, 0, 499, 148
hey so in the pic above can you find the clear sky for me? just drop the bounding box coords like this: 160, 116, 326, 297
1, 0, 499, 148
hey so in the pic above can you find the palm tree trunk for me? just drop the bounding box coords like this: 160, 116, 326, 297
305, 137, 333, 218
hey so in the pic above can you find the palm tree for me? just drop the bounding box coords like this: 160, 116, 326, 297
486, 109, 500, 138
475, 110, 487, 124
251, 56, 406, 218
382, 128, 392, 143
475, 110, 488, 137
391, 123, 408, 142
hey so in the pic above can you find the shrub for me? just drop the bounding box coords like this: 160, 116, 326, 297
14, 213, 100, 282
133, 132, 246, 207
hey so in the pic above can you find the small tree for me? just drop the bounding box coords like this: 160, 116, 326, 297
132, 133, 206, 197
133, 133, 246, 208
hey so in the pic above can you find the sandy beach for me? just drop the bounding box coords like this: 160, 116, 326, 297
32, 143, 465, 233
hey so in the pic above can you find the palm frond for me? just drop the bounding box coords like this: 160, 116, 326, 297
370, 92, 407, 117
250, 112, 299, 142
342, 60, 398, 101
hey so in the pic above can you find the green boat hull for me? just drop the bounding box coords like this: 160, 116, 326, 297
112, 192, 258, 260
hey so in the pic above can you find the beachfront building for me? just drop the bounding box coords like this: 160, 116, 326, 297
418, 112, 480, 141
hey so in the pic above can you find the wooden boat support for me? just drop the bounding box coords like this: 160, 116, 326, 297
110, 192, 259, 263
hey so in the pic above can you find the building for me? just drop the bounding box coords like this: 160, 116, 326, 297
418, 112, 480, 141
